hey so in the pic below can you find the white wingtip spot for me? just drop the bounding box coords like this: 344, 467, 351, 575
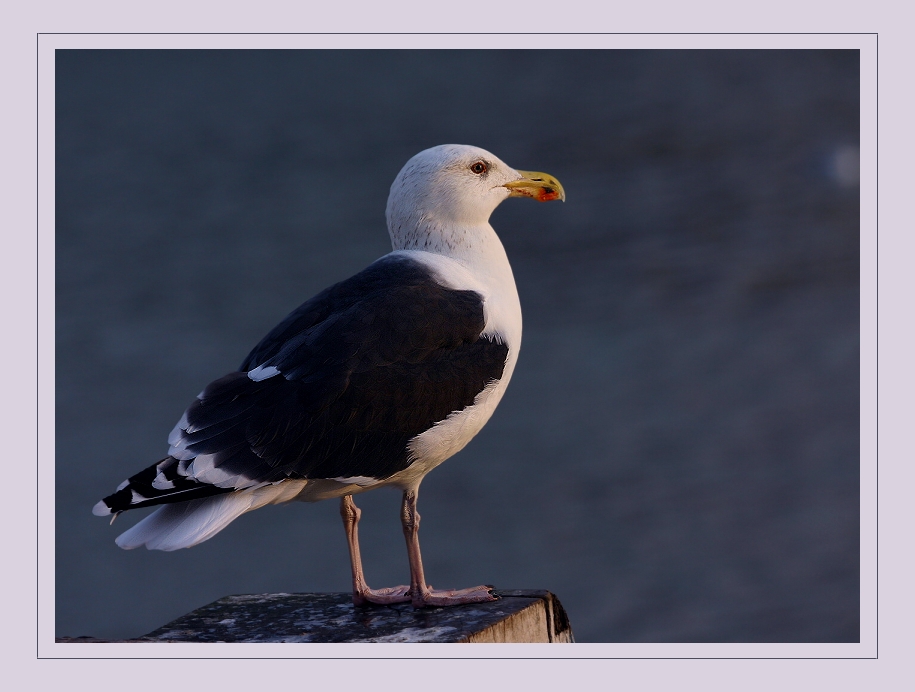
92, 500, 111, 516
116, 479, 129, 491
152, 475, 176, 490
248, 365, 281, 382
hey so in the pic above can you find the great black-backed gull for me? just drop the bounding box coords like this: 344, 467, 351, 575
93, 144, 565, 607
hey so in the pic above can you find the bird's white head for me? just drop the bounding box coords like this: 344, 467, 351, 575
386, 144, 564, 255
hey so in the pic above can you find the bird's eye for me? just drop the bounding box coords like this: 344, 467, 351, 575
469, 160, 488, 175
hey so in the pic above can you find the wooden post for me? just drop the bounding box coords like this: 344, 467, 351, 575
57, 590, 574, 643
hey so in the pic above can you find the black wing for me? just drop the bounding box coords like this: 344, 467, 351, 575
99, 255, 508, 514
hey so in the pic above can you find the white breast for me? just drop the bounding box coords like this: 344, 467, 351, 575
383, 246, 522, 488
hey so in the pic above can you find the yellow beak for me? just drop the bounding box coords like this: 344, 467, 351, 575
503, 169, 566, 202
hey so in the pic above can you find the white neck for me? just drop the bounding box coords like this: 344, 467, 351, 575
389, 212, 504, 263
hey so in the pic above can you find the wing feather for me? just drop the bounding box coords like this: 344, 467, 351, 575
96, 254, 508, 517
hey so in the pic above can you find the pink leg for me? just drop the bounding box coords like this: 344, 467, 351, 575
400, 489, 497, 608
340, 495, 410, 605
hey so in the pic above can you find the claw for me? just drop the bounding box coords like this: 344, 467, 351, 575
412, 584, 498, 608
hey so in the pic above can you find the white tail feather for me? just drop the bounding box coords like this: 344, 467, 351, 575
114, 482, 307, 551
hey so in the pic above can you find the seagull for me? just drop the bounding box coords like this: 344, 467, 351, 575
93, 144, 565, 608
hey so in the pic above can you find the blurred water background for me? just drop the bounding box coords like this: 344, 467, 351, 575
55, 49, 860, 643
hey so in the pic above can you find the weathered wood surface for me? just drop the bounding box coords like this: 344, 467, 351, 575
57, 590, 573, 643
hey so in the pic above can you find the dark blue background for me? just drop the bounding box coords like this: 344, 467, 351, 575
55, 49, 860, 642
